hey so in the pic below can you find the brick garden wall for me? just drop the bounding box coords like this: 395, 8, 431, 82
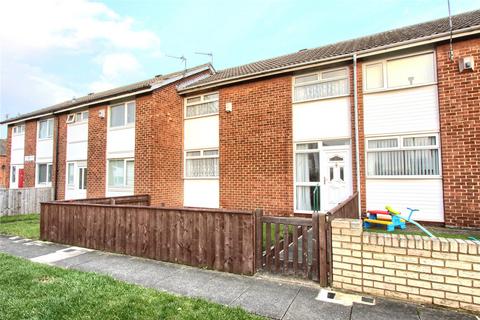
219, 76, 293, 215
437, 38, 480, 228
332, 218, 480, 313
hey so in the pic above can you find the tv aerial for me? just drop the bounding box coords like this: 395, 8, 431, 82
195, 52, 213, 65
166, 54, 187, 70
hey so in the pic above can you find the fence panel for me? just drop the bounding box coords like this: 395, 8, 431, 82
0, 187, 54, 216
41, 201, 255, 275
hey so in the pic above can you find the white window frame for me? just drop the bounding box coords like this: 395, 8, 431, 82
365, 133, 441, 179
363, 51, 437, 93
67, 162, 75, 188
107, 158, 134, 190
67, 110, 89, 124
293, 139, 351, 213
184, 148, 219, 179
37, 118, 54, 140
12, 124, 25, 135
78, 166, 87, 190
108, 101, 135, 129
292, 67, 349, 103
184, 92, 219, 119
36, 162, 53, 187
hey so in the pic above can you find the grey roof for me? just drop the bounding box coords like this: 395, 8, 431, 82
183, 10, 480, 91
2, 64, 212, 124
0, 139, 6, 156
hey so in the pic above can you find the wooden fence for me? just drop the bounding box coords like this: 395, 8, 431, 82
60, 195, 151, 206
1, 187, 54, 216
40, 198, 255, 275
255, 210, 329, 286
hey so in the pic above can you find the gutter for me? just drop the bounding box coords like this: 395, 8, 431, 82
1, 65, 212, 126
352, 53, 361, 218
178, 26, 480, 94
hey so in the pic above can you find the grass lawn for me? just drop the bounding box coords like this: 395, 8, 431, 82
364, 224, 480, 240
0, 253, 263, 320
0, 214, 40, 239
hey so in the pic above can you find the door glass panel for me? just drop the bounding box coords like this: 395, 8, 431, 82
329, 167, 334, 181
329, 156, 343, 162
340, 167, 344, 181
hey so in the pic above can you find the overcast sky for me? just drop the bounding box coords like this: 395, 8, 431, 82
1, 0, 479, 138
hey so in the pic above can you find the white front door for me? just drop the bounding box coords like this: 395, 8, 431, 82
322, 149, 352, 211
65, 162, 87, 200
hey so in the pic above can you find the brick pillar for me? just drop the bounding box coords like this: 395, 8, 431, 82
87, 105, 107, 197
23, 120, 37, 187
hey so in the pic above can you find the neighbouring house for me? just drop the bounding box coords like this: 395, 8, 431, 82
0, 139, 7, 187
1, 10, 479, 228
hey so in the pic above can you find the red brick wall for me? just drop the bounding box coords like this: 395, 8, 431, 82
437, 38, 480, 228
56, 114, 67, 200
355, 61, 367, 213
5, 126, 12, 188
135, 71, 211, 206
219, 76, 293, 215
87, 104, 107, 197
0, 155, 7, 187
23, 120, 37, 187
135, 87, 183, 207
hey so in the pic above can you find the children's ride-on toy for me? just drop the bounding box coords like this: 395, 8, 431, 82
363, 206, 409, 232
363, 206, 435, 238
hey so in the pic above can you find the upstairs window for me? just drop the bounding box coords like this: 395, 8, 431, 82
110, 102, 135, 128
185, 93, 219, 118
38, 119, 54, 139
67, 111, 89, 124
366, 135, 440, 177
185, 149, 219, 178
293, 68, 348, 102
364, 52, 435, 91
13, 125, 25, 135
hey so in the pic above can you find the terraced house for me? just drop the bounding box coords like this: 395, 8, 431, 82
2, 10, 479, 228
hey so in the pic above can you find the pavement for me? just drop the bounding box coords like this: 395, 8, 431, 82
0, 235, 477, 320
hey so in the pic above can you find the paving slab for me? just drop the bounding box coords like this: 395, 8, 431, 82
418, 307, 477, 320
351, 298, 419, 320
284, 286, 351, 320
230, 278, 301, 319
0, 236, 66, 259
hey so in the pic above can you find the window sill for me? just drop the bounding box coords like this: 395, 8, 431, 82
363, 82, 437, 94
107, 187, 134, 192
293, 93, 350, 104
183, 177, 219, 180
37, 137, 53, 142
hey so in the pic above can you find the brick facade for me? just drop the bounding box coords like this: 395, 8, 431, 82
86, 104, 108, 198
4, 126, 12, 188
55, 114, 68, 200
437, 38, 480, 228
219, 76, 293, 215
0, 155, 7, 187
23, 120, 37, 187
135, 85, 184, 207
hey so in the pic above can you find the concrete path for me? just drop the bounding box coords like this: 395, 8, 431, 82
0, 235, 477, 320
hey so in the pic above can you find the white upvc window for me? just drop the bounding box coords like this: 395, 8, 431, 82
364, 52, 436, 92
78, 166, 87, 190
366, 134, 440, 177
11, 166, 16, 183
185, 149, 219, 178
36, 163, 53, 185
38, 119, 54, 139
295, 143, 321, 211
109, 101, 135, 128
67, 163, 75, 187
293, 67, 349, 102
184, 93, 219, 119
13, 125, 25, 135
108, 159, 134, 188
67, 110, 89, 124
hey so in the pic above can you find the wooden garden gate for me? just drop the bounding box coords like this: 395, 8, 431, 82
254, 192, 359, 287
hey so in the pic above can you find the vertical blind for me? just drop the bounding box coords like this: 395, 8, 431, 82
367, 135, 439, 176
